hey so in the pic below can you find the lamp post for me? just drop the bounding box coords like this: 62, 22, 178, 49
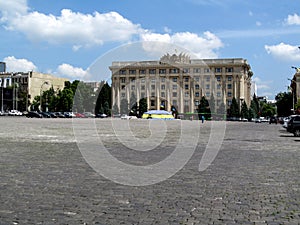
40, 81, 49, 112
288, 78, 296, 112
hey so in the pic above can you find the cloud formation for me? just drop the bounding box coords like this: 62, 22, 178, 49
265, 43, 300, 61
3, 56, 37, 72
285, 13, 300, 25
141, 31, 223, 58
0, 1, 223, 58
57, 64, 88, 79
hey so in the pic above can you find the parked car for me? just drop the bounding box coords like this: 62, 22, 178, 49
8, 110, 23, 116
26, 111, 43, 118
269, 116, 278, 124
75, 112, 85, 118
55, 112, 65, 118
286, 115, 300, 137
96, 113, 108, 118
82, 112, 95, 118
40, 112, 51, 118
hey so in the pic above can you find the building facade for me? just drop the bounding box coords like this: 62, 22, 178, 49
110, 54, 252, 114
0, 71, 69, 112
290, 69, 300, 108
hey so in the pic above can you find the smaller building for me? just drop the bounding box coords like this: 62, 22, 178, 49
0, 71, 68, 112
290, 68, 300, 106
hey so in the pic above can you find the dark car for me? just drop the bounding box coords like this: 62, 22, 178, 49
26, 111, 43, 118
269, 116, 277, 124
40, 112, 51, 118
286, 115, 300, 137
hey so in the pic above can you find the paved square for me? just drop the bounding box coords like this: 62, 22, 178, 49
0, 117, 299, 224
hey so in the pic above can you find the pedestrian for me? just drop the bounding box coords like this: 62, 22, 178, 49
201, 115, 205, 123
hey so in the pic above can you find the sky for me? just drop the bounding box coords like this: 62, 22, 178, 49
1, 0, 300, 100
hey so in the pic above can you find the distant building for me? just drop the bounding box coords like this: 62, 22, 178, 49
84, 81, 101, 92
251, 81, 257, 98
0, 71, 69, 111
0, 62, 6, 73
290, 69, 300, 106
110, 54, 252, 114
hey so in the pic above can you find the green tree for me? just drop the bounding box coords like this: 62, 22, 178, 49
275, 92, 293, 117
228, 97, 240, 118
138, 98, 148, 117
120, 98, 129, 115
198, 96, 211, 120
95, 82, 111, 115
240, 101, 248, 119
260, 102, 276, 117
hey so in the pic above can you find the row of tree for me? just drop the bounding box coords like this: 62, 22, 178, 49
31, 80, 299, 118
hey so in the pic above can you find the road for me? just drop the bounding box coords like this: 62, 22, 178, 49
0, 117, 299, 224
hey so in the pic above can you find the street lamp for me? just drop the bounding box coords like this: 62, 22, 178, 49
40, 81, 50, 112
288, 78, 296, 112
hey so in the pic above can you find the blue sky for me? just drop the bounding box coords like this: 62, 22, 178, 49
1, 0, 300, 99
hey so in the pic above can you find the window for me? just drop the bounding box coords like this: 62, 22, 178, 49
195, 100, 199, 106
139, 70, 146, 74
151, 78, 156, 83
131, 78, 135, 83
228, 92, 232, 97
206, 92, 210, 97
227, 100, 232, 106
161, 77, 165, 82
216, 76, 221, 82
183, 68, 189, 73
184, 77, 189, 82
141, 85, 145, 90
119, 70, 126, 75
151, 100, 155, 106
170, 68, 179, 74
151, 85, 155, 90
173, 77, 177, 82
193, 68, 201, 73
141, 92, 145, 98
206, 84, 210, 90
149, 69, 156, 74
226, 67, 233, 73
121, 77, 126, 83
173, 92, 177, 97
195, 92, 200, 97
172, 100, 177, 106
161, 92, 165, 97
121, 93, 125, 98
204, 68, 210, 73
206, 76, 210, 82
195, 84, 200, 90
151, 92, 155, 97
185, 92, 189, 97
215, 68, 222, 73
217, 84, 221, 90
129, 70, 136, 75
227, 84, 232, 89
159, 69, 166, 74
121, 85, 125, 90
217, 92, 221, 97
161, 84, 165, 90
194, 76, 200, 82
228, 76, 232, 81
173, 85, 177, 90
185, 84, 189, 90
141, 78, 145, 83
131, 85, 135, 90
184, 100, 189, 106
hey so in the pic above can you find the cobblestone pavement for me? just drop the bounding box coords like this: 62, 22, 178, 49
0, 117, 299, 225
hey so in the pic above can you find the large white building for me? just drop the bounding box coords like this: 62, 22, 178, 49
110, 54, 253, 114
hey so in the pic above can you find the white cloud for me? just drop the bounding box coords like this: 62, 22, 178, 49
1, 3, 142, 49
256, 21, 262, 27
285, 13, 300, 25
57, 63, 88, 79
3, 56, 37, 72
140, 31, 223, 58
252, 77, 271, 90
265, 43, 300, 61
0, 0, 28, 22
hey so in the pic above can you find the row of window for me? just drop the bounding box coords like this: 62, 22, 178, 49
121, 83, 233, 91
119, 67, 234, 75
120, 75, 233, 84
